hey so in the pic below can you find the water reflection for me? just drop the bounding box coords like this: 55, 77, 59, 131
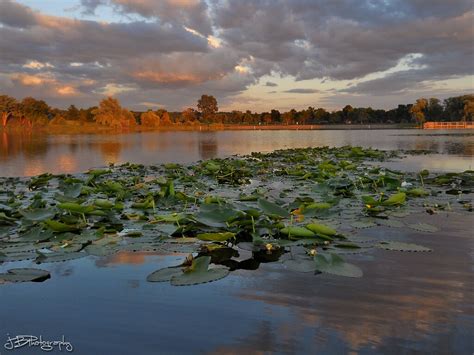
0, 129, 473, 177
0, 212, 471, 353
0, 131, 49, 162
198, 133, 218, 160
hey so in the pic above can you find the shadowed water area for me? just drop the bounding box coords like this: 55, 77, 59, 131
0, 129, 473, 354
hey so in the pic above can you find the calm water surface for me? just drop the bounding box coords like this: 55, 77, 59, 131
0, 129, 473, 177
0, 129, 473, 354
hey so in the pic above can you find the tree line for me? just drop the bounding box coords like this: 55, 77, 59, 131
0, 93, 472, 129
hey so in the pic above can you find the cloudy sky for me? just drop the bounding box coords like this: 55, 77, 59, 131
0, 0, 472, 112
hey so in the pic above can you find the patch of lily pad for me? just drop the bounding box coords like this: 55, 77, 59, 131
0, 146, 472, 285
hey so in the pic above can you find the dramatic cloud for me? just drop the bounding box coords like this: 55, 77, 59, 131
283, 88, 319, 94
0, 0, 472, 110
81, 0, 212, 35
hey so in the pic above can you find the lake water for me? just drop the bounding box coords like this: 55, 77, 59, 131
0, 129, 473, 354
0, 129, 473, 177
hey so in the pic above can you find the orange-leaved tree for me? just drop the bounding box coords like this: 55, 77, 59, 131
92, 97, 136, 128
140, 110, 160, 127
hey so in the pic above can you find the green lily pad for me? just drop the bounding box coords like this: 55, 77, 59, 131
147, 267, 183, 282
314, 253, 363, 278
194, 204, 237, 227
0, 268, 50, 283
19, 226, 53, 242
351, 220, 377, 229
21, 208, 56, 221
35, 251, 86, 263
280, 226, 315, 238
376, 219, 405, 228
170, 256, 229, 286
283, 258, 317, 273
305, 222, 337, 236
196, 232, 235, 242
257, 198, 288, 217
382, 192, 406, 206
58, 202, 94, 214
407, 188, 430, 197
61, 183, 83, 198
376, 241, 432, 252
0, 251, 37, 262
389, 210, 411, 218
84, 244, 120, 256
44, 220, 80, 232
408, 223, 439, 233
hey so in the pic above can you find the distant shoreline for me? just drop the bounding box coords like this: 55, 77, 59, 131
1, 123, 419, 134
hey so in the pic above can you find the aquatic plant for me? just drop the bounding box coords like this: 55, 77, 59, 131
0, 146, 472, 285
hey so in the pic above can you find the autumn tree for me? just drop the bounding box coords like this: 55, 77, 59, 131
299, 107, 314, 125
92, 97, 135, 128
20, 97, 50, 125
462, 95, 474, 121
65, 105, 80, 121
181, 108, 198, 125
262, 112, 272, 124
140, 110, 160, 127
0, 95, 18, 127
160, 111, 173, 126
197, 95, 218, 122
79, 107, 95, 122
282, 109, 296, 125
409, 98, 428, 126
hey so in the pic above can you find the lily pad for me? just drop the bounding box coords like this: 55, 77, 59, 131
147, 267, 183, 282
376, 241, 432, 252
170, 256, 229, 286
257, 198, 288, 217
0, 268, 50, 283
280, 226, 315, 238
19, 226, 53, 242
283, 258, 317, 273
196, 232, 235, 242
408, 223, 439, 233
314, 253, 363, 278
376, 219, 405, 228
305, 222, 337, 236
351, 220, 377, 229
35, 251, 86, 263
21, 208, 56, 222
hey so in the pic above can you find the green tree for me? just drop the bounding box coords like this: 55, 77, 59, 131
342, 105, 354, 123
443, 96, 464, 121
313, 108, 329, 123
270, 109, 281, 123
197, 95, 218, 122
426, 98, 443, 121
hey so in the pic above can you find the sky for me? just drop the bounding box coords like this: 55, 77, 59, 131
0, 0, 472, 112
